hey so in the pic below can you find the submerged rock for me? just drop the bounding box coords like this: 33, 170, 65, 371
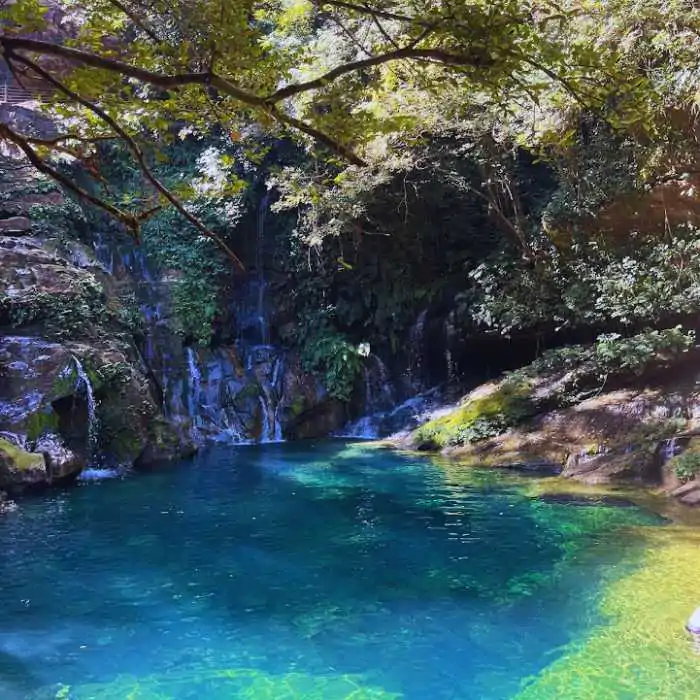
535, 493, 639, 508
687, 607, 700, 634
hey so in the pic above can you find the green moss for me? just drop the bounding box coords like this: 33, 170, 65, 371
0, 438, 45, 471
1, 275, 108, 340
51, 365, 78, 398
25, 409, 60, 442
413, 381, 533, 449
235, 382, 262, 401
289, 395, 307, 417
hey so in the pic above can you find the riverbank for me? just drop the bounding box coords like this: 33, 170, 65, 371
388, 348, 700, 508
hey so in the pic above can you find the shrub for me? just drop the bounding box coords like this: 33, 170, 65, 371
301, 332, 365, 402
674, 451, 700, 483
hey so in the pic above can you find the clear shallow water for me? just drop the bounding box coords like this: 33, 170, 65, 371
0, 441, 666, 699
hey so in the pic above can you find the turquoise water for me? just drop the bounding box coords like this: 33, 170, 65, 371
0, 441, 663, 699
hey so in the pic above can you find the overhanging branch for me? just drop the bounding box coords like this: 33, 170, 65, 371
265, 45, 491, 103
10, 52, 246, 270
0, 35, 367, 165
0, 122, 141, 232
318, 1, 415, 24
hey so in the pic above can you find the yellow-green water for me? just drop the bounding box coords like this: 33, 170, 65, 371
0, 441, 697, 699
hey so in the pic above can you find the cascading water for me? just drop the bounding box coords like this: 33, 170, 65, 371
339, 353, 431, 439
255, 190, 272, 346
72, 356, 99, 459
257, 354, 285, 443
89, 193, 288, 446
186, 347, 202, 439
661, 437, 679, 462
407, 308, 428, 390
258, 395, 272, 442
444, 313, 458, 390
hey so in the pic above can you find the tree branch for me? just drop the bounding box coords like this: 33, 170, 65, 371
268, 105, 366, 167
265, 45, 491, 103
10, 52, 246, 270
318, 1, 415, 24
106, 0, 161, 43
0, 121, 141, 231
0, 35, 368, 165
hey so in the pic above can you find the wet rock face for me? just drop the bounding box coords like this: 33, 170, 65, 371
278, 357, 346, 440
0, 336, 75, 436
0, 165, 191, 483
34, 434, 82, 482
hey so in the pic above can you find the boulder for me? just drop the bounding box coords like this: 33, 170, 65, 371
0, 491, 18, 513
0, 216, 31, 233
562, 444, 660, 485
669, 479, 700, 507
34, 434, 82, 481
0, 336, 76, 437
0, 437, 48, 490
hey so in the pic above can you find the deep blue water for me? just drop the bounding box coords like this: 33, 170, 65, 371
0, 441, 661, 699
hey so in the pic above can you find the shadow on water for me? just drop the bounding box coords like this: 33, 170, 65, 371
0, 440, 664, 699
0, 649, 46, 699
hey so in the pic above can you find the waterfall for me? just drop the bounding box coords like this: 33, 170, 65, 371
270, 355, 284, 442
407, 309, 428, 389
661, 437, 679, 462
444, 314, 458, 389
255, 190, 272, 346
258, 395, 272, 442
340, 354, 425, 439
337, 390, 441, 439
258, 355, 284, 443
72, 356, 99, 457
186, 347, 202, 438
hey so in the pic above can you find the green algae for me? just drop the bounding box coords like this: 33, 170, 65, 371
38, 668, 402, 700
515, 525, 700, 700
26, 408, 60, 442
0, 438, 45, 472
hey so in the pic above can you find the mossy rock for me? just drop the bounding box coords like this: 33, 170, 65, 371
25, 408, 60, 442
0, 439, 45, 471
411, 381, 534, 450
135, 418, 195, 468
0, 438, 47, 489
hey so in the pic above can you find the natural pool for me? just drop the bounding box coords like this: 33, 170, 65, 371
0, 441, 698, 699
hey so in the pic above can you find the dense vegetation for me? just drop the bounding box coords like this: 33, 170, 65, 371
4, 0, 700, 398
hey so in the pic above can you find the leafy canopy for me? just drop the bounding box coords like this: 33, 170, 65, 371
2, 0, 692, 263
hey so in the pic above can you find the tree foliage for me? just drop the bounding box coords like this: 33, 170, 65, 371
4, 0, 699, 264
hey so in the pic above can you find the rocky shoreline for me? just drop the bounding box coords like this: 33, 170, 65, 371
389, 360, 700, 508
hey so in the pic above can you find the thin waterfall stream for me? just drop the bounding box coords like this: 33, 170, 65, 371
72, 356, 99, 460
